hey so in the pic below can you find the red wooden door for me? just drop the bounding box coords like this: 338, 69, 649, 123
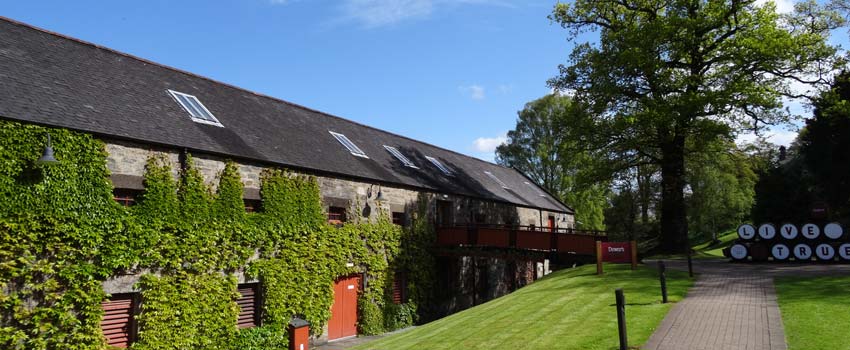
548, 216, 556, 231
328, 275, 360, 340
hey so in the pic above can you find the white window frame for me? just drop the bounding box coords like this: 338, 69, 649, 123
425, 156, 453, 176
167, 90, 223, 127
384, 146, 418, 168
484, 171, 510, 189
329, 131, 369, 158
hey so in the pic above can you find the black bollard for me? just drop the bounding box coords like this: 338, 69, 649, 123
615, 288, 627, 350
658, 261, 668, 303
687, 253, 694, 278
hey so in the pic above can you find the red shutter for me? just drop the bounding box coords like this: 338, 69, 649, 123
392, 273, 406, 304
237, 284, 259, 328
101, 294, 136, 348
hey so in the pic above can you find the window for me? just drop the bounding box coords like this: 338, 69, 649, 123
392, 212, 406, 226
328, 206, 347, 224
167, 90, 223, 127
329, 131, 369, 158
425, 156, 453, 176
101, 293, 139, 348
236, 283, 260, 329
484, 171, 509, 189
524, 181, 547, 197
243, 199, 262, 213
384, 146, 418, 168
113, 189, 142, 207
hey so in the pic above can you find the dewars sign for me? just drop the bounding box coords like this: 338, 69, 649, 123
601, 242, 633, 263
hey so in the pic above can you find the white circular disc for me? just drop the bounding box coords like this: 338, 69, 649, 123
771, 244, 790, 260
780, 223, 798, 240
730, 244, 749, 260
816, 244, 835, 261
793, 244, 813, 260
801, 223, 820, 239
824, 223, 844, 240
839, 244, 850, 260
758, 223, 776, 240
738, 224, 756, 240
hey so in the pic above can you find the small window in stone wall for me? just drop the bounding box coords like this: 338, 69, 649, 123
101, 293, 139, 348
328, 206, 347, 224
392, 212, 406, 226
243, 199, 262, 213
113, 189, 142, 207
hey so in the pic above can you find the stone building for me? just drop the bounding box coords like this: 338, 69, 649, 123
0, 16, 580, 346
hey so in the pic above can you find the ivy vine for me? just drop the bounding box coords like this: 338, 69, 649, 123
0, 120, 437, 349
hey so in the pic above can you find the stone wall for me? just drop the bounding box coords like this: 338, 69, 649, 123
104, 139, 574, 229
102, 138, 573, 341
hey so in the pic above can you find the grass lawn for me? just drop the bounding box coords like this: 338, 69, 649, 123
775, 275, 850, 350
354, 264, 692, 350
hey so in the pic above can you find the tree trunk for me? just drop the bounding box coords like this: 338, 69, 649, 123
659, 137, 688, 253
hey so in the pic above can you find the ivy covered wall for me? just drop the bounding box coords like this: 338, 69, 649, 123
0, 121, 436, 349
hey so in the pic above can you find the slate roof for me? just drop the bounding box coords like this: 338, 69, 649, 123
0, 16, 572, 214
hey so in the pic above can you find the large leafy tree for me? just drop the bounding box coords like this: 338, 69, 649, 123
799, 72, 850, 219
496, 94, 608, 230
686, 140, 758, 242
549, 0, 842, 252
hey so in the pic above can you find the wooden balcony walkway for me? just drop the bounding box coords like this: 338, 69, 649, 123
435, 225, 605, 256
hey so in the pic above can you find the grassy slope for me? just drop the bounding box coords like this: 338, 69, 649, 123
646, 230, 737, 260
354, 264, 692, 350
775, 276, 850, 350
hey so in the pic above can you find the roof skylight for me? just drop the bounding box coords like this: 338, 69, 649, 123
168, 90, 222, 127
329, 131, 369, 158
384, 146, 418, 168
524, 181, 547, 197
484, 171, 510, 189
425, 156, 453, 176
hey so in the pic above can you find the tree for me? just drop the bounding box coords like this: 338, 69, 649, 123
549, 0, 842, 252
496, 94, 609, 230
686, 140, 758, 242
799, 71, 850, 220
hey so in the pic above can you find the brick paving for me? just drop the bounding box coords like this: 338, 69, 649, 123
643, 260, 850, 350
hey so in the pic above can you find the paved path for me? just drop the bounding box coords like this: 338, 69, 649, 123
643, 260, 850, 350
314, 326, 416, 350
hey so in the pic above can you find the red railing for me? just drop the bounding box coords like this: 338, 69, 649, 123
436, 224, 606, 256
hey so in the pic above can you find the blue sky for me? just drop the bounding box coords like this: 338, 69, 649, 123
2, 0, 577, 161
1, 0, 843, 160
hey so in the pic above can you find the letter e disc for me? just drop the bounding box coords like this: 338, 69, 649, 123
802, 223, 820, 239
839, 244, 850, 261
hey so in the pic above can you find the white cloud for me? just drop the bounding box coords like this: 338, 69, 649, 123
736, 128, 798, 147
755, 0, 795, 14
472, 134, 507, 153
336, 0, 512, 28
459, 84, 486, 100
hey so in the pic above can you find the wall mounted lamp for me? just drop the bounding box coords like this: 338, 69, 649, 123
37, 133, 59, 165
